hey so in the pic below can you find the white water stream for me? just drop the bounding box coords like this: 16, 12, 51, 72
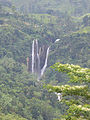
41, 47, 50, 77
31, 40, 50, 79
32, 40, 35, 73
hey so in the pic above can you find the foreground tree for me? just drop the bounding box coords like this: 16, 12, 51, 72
46, 63, 90, 120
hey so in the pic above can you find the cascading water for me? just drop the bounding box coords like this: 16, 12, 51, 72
31, 39, 50, 80
36, 39, 41, 79
41, 47, 50, 77
32, 40, 35, 73
31, 39, 60, 80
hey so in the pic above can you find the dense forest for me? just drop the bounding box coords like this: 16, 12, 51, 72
0, 0, 90, 120
11, 0, 90, 16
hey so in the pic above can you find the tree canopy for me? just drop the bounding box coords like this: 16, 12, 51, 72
46, 63, 90, 120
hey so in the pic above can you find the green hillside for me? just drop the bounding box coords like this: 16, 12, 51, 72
0, 2, 72, 120
0, 0, 80, 63
0, 0, 90, 120
11, 0, 90, 16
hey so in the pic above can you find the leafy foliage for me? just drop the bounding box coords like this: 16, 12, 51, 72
0, 57, 63, 120
46, 63, 90, 120
0, 1, 90, 120
12, 0, 90, 16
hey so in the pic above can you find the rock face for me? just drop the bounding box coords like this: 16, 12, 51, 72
27, 57, 30, 72
31, 39, 50, 80
39, 45, 48, 69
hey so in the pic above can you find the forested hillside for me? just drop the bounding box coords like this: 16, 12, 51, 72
0, 0, 90, 120
11, 0, 90, 16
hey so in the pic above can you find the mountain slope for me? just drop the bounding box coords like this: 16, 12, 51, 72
0, 1, 90, 120
12, 0, 90, 16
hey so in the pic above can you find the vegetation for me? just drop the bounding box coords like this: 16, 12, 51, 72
46, 63, 90, 120
12, 0, 90, 16
0, 57, 63, 120
0, 0, 90, 119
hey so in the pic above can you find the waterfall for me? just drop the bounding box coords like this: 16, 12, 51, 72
32, 40, 35, 73
36, 39, 41, 79
41, 47, 50, 77
31, 39, 50, 79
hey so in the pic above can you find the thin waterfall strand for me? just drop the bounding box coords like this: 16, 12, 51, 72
36, 40, 41, 79
32, 40, 35, 73
31, 40, 50, 79
41, 47, 50, 77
